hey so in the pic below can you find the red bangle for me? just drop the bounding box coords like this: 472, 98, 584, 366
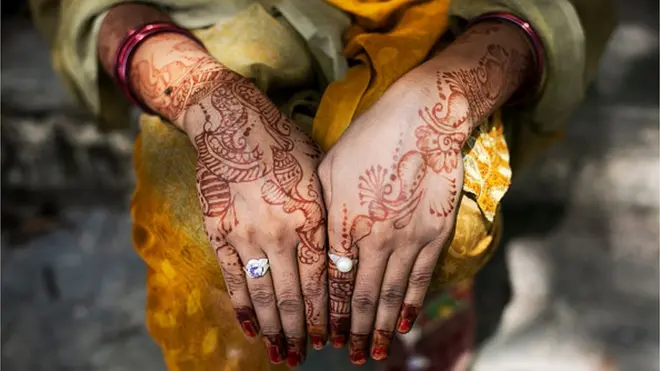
113, 22, 206, 115
468, 12, 545, 105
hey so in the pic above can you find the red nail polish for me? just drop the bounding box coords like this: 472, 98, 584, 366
311, 335, 326, 349
286, 351, 302, 367
268, 346, 283, 364
241, 321, 257, 337
350, 351, 366, 365
331, 335, 346, 348
372, 346, 387, 360
398, 318, 413, 333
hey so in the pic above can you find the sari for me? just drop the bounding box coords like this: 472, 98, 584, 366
29, 0, 615, 369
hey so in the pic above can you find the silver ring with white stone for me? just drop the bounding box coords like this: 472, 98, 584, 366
244, 258, 270, 279
329, 253, 355, 273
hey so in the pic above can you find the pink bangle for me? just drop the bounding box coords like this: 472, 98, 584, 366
114, 22, 206, 115
468, 12, 545, 105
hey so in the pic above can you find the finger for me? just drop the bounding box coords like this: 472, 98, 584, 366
371, 249, 418, 361
239, 247, 286, 364
327, 217, 358, 349
396, 239, 443, 334
213, 241, 260, 338
268, 245, 307, 368
296, 224, 329, 350
349, 247, 389, 365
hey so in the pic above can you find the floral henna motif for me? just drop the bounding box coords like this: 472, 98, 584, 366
341, 43, 524, 249
328, 42, 527, 340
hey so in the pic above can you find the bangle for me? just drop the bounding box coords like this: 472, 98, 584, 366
114, 22, 206, 115
468, 12, 545, 105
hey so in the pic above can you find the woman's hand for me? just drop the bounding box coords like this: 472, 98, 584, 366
318, 21, 534, 365
113, 21, 328, 366
181, 68, 328, 367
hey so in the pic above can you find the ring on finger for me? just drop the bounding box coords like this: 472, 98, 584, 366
328, 253, 357, 273
244, 258, 270, 279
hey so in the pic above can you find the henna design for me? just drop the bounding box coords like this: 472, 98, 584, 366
329, 265, 354, 348
371, 329, 393, 360
329, 37, 528, 345
132, 50, 235, 121
349, 333, 370, 365
338, 42, 526, 252
329, 204, 356, 347
190, 69, 327, 337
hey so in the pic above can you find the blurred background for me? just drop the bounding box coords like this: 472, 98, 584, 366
1, 0, 658, 370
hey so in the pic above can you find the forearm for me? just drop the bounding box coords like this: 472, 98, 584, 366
97, 3, 231, 131
410, 20, 535, 129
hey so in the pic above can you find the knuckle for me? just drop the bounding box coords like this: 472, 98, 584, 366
379, 286, 405, 308
277, 293, 304, 314
260, 327, 283, 337
409, 269, 433, 288
250, 286, 276, 307
241, 224, 259, 245
301, 281, 324, 299
317, 158, 331, 183
352, 291, 377, 314
220, 268, 246, 290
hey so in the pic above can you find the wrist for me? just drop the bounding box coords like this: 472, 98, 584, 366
410, 20, 535, 126
127, 32, 236, 131
177, 67, 248, 138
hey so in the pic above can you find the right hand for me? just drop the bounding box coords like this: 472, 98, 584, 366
181, 65, 328, 367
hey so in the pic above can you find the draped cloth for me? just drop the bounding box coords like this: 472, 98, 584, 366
27, 0, 614, 368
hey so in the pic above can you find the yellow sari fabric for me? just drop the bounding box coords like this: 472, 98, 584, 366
132, 0, 510, 369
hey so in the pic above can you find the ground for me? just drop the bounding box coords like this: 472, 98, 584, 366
1, 1, 658, 370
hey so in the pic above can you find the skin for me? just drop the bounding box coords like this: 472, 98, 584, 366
99, 4, 327, 367
99, 3, 535, 367
319, 21, 534, 364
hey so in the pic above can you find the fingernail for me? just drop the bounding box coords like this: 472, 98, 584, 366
330, 316, 350, 348
371, 330, 392, 361
349, 333, 369, 365
286, 337, 306, 367
311, 334, 327, 350
396, 318, 412, 333
241, 321, 257, 337
286, 351, 302, 367
268, 345, 284, 364
372, 346, 387, 360
331, 334, 346, 348
264, 334, 285, 364
235, 307, 259, 337
397, 304, 420, 334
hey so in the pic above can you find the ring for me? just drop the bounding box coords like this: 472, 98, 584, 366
244, 258, 270, 279
329, 253, 355, 273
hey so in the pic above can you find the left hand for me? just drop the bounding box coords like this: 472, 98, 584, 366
318, 21, 533, 365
